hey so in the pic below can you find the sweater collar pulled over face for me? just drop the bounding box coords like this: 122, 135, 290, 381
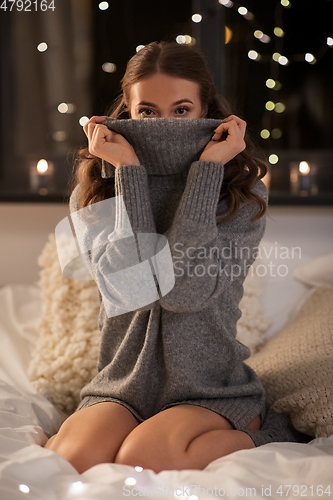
99, 117, 226, 178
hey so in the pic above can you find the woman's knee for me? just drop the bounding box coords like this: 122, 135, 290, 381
114, 422, 184, 472
114, 437, 178, 472
44, 434, 57, 449
43, 402, 140, 473
43, 419, 98, 472
115, 405, 236, 472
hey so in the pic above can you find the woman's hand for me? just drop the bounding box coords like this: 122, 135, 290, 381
199, 115, 247, 165
83, 116, 140, 168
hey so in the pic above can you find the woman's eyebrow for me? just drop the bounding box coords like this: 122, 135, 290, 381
173, 99, 194, 105
136, 101, 156, 107
136, 99, 194, 107
173, 99, 193, 106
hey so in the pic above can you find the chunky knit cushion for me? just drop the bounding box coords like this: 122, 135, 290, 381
27, 233, 271, 414
27, 234, 101, 413
245, 285, 333, 438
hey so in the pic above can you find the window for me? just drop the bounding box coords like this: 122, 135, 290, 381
1, 0, 332, 204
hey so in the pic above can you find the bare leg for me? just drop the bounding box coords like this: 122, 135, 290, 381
182, 428, 256, 469
44, 402, 139, 473
114, 405, 260, 473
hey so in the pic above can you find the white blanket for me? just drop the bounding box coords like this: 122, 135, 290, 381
1, 281, 333, 500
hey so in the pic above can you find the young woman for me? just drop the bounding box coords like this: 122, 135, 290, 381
43, 40, 280, 474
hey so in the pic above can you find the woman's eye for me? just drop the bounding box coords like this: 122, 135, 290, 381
139, 108, 154, 116
175, 107, 189, 115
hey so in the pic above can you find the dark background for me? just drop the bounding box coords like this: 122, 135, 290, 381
0, 0, 332, 203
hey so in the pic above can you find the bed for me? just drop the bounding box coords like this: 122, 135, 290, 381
0, 206, 333, 500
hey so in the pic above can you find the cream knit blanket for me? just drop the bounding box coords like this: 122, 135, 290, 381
246, 285, 333, 438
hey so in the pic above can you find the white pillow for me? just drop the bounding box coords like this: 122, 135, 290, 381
293, 253, 333, 289
255, 240, 311, 339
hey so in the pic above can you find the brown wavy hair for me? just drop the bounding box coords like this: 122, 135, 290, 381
69, 40, 268, 223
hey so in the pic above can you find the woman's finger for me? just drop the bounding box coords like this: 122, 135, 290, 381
226, 114, 246, 127
89, 124, 113, 156
83, 115, 108, 139
83, 115, 105, 134
212, 119, 241, 141
213, 115, 247, 140
93, 124, 113, 144
212, 122, 228, 140
225, 115, 247, 136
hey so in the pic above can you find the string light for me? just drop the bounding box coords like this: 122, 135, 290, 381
176, 35, 192, 44
254, 30, 270, 43
192, 13, 202, 23
260, 129, 270, 139
305, 53, 316, 64
260, 34, 271, 43
216, 0, 332, 143
218, 0, 233, 6
238, 6, 247, 15
274, 27, 285, 37
102, 62, 116, 73
218, 0, 331, 70
124, 477, 137, 486
269, 154, 279, 164
52, 131, 68, 142
57, 103, 76, 114
248, 50, 258, 60
248, 50, 261, 60
237, 6, 254, 19
247, 50, 261, 61
18, 484, 30, 494
278, 55, 289, 65
271, 128, 283, 139
176, 35, 186, 44
265, 101, 275, 111
265, 80, 283, 92
275, 102, 286, 113
37, 42, 48, 52
79, 116, 89, 126
68, 481, 84, 494
98, 1, 109, 10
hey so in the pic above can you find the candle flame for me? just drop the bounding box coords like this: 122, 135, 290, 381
37, 159, 48, 173
299, 161, 310, 175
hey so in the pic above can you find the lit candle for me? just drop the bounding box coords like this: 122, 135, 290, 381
29, 159, 55, 195
289, 161, 318, 197
299, 161, 310, 193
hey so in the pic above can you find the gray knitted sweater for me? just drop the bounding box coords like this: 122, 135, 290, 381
69, 118, 269, 433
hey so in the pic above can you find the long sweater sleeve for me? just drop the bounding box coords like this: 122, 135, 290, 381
70, 164, 160, 318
